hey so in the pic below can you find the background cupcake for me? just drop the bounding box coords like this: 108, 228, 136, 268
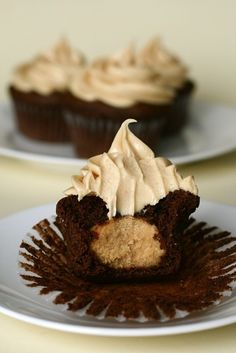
65, 38, 194, 157
9, 38, 86, 142
137, 37, 195, 134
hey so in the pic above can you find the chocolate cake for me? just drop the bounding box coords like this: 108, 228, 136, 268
64, 80, 194, 157
56, 119, 199, 282
19, 119, 236, 321
9, 38, 86, 142
9, 87, 68, 142
65, 38, 194, 157
64, 92, 167, 157
162, 79, 194, 135
56, 190, 199, 282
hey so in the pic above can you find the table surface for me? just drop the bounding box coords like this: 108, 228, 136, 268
1, 150, 236, 353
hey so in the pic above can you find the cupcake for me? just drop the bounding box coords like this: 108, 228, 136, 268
56, 119, 199, 282
9, 38, 86, 142
137, 37, 195, 134
20, 119, 236, 321
64, 38, 194, 157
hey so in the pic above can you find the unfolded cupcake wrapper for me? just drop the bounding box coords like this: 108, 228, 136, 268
19, 216, 236, 322
64, 110, 164, 158
9, 91, 70, 142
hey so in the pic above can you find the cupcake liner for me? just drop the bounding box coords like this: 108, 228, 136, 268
9, 87, 70, 142
65, 110, 164, 158
63, 80, 194, 158
162, 80, 195, 135
19, 216, 236, 322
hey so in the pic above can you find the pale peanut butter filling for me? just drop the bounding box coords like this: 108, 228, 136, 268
91, 216, 165, 269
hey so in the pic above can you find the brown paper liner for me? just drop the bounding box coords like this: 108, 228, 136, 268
9, 86, 70, 142
65, 108, 164, 158
64, 80, 194, 158
19, 217, 236, 322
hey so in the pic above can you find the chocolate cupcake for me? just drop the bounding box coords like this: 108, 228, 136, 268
64, 38, 194, 157
20, 119, 236, 321
56, 119, 199, 282
137, 37, 195, 134
9, 38, 86, 142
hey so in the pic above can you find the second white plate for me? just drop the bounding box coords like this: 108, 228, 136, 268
0, 100, 236, 168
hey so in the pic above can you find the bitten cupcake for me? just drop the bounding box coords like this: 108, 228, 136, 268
9, 38, 86, 142
56, 119, 199, 282
64, 38, 194, 157
20, 119, 236, 321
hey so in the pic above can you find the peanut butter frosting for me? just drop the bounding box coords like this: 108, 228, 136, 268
65, 119, 198, 218
69, 44, 175, 107
137, 37, 188, 89
11, 38, 86, 95
69, 38, 189, 107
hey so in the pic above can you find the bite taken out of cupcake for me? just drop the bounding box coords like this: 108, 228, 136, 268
56, 119, 199, 282
9, 38, 86, 142
64, 37, 194, 158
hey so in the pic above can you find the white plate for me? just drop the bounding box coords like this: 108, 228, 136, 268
0, 200, 235, 336
0, 101, 236, 168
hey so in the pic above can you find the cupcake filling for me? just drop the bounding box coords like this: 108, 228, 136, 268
91, 216, 165, 269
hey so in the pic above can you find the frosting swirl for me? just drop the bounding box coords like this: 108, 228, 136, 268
137, 37, 188, 89
65, 119, 198, 218
11, 38, 86, 95
69, 38, 189, 107
69, 44, 174, 107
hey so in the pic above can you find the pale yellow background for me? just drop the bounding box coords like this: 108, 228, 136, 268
1, 1, 236, 352
1, 0, 236, 105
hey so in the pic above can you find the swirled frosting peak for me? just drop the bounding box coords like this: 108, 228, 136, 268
137, 37, 188, 88
43, 38, 86, 66
69, 43, 174, 107
11, 38, 86, 94
65, 119, 198, 218
109, 119, 154, 159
